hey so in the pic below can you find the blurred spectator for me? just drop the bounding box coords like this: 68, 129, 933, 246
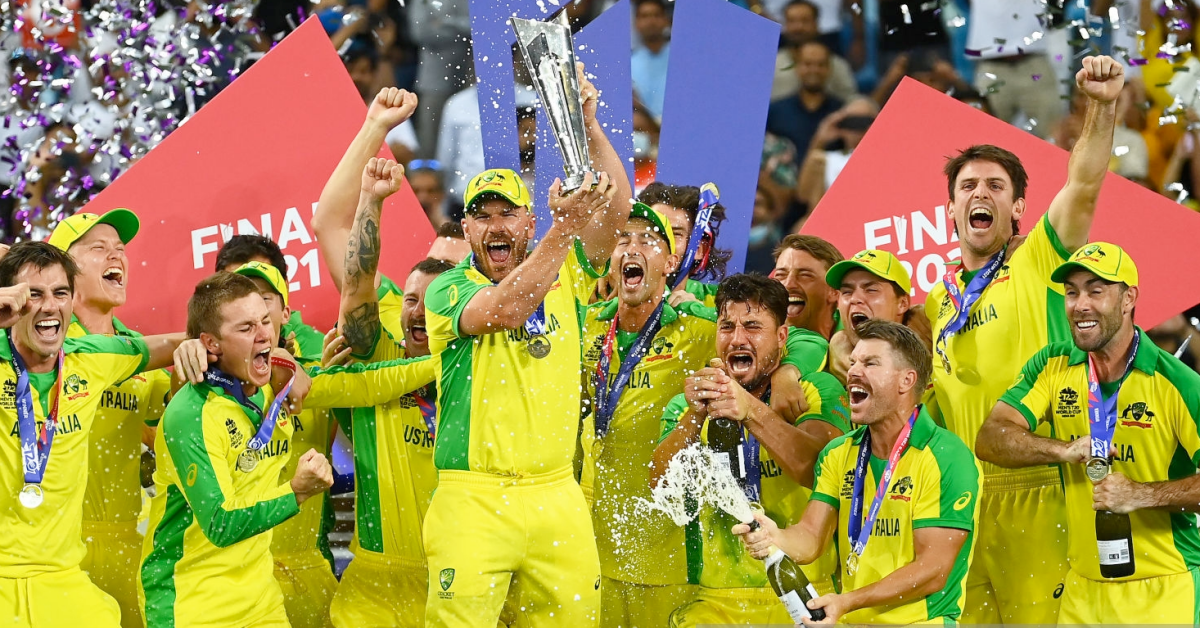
797, 97, 877, 209
767, 41, 844, 157
517, 105, 537, 192
1139, 0, 1198, 190
633, 100, 660, 193
745, 185, 785, 274
631, 0, 671, 121
1162, 121, 1200, 209
14, 122, 93, 240
409, 0, 473, 159
1147, 314, 1200, 371
764, 0, 844, 54
773, 0, 858, 102
435, 83, 484, 220
967, 0, 1063, 139
758, 132, 801, 225
344, 49, 419, 164
408, 160, 449, 227
877, 0, 950, 82
1054, 84, 1150, 186
0, 52, 45, 222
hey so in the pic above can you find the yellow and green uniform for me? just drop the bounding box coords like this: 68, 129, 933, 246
377, 274, 406, 343
579, 299, 717, 628
659, 372, 849, 627
0, 330, 150, 628
282, 311, 328, 363
999, 329, 1200, 624
810, 407, 981, 625
68, 317, 170, 628
140, 353, 439, 628
271, 358, 338, 628
925, 214, 1073, 623
423, 242, 606, 627
327, 332, 444, 628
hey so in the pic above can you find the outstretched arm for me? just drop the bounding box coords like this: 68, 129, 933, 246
313, 88, 418, 292
572, 63, 634, 268
1046, 56, 1124, 252
339, 158, 403, 357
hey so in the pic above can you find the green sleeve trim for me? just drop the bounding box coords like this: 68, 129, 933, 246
781, 328, 829, 375
810, 492, 840, 509
997, 344, 1063, 430
1041, 214, 1073, 262
1005, 399, 1040, 433
674, 300, 718, 322
164, 387, 299, 548
912, 518, 973, 531
659, 393, 688, 443
1156, 351, 1200, 441
930, 435, 981, 524
573, 238, 609, 279
66, 334, 151, 378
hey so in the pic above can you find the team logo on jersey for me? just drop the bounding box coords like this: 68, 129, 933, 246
225, 418, 244, 448
645, 337, 675, 363
1119, 402, 1155, 429
584, 335, 605, 362
63, 374, 88, 400
889, 476, 913, 501
438, 568, 456, 599
1057, 388, 1082, 418
954, 491, 973, 511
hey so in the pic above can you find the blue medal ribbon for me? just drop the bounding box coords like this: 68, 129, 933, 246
935, 247, 1006, 370
742, 419, 762, 504
671, 185, 716, 291
9, 334, 64, 486
204, 360, 295, 455
592, 300, 667, 438
471, 253, 547, 338
415, 389, 437, 439
847, 408, 919, 561
1087, 332, 1140, 460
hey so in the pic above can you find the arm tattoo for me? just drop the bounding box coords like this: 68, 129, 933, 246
343, 198, 382, 294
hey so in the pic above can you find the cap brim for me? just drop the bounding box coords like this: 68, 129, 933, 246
1050, 260, 1125, 285
235, 266, 288, 307
629, 202, 675, 254
464, 191, 524, 213
97, 208, 140, 244
825, 260, 870, 289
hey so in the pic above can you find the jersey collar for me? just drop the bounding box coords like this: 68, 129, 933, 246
1066, 326, 1158, 376
595, 293, 680, 327
848, 404, 937, 450
69, 313, 138, 338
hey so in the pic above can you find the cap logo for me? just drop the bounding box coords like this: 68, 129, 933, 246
853, 250, 876, 261
1078, 244, 1106, 262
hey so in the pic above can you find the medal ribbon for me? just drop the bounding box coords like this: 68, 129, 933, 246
1087, 332, 1140, 460
671, 185, 716, 290
934, 247, 1006, 370
471, 253, 547, 337
203, 357, 296, 454
592, 301, 667, 438
847, 408, 919, 560
9, 334, 64, 486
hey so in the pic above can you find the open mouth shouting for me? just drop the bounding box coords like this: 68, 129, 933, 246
251, 346, 272, 380
407, 318, 428, 345
724, 349, 756, 382
968, 205, 994, 232
33, 317, 62, 343
848, 310, 871, 329
102, 266, 125, 289
485, 238, 513, 266
847, 378, 871, 410
621, 257, 646, 291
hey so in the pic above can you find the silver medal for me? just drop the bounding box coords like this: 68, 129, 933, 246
1086, 457, 1110, 482
18, 483, 43, 509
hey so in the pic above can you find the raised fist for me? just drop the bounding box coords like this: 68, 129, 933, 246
361, 157, 405, 201
1076, 55, 1124, 105
366, 87, 419, 130
290, 448, 334, 505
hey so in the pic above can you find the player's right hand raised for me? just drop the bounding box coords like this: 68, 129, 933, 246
366, 87, 419, 130
361, 157, 405, 202
0, 283, 30, 329
547, 171, 615, 235
291, 448, 334, 505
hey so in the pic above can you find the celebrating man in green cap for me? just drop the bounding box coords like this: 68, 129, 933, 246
977, 242, 1200, 624
49, 209, 172, 628
580, 203, 712, 628
824, 249, 929, 384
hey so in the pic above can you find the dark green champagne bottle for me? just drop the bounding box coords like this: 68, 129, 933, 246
1096, 509, 1135, 578
709, 418, 747, 488
750, 520, 826, 621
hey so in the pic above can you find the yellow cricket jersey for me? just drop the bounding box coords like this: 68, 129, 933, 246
999, 328, 1200, 582
926, 214, 1073, 482
331, 332, 441, 561
658, 371, 850, 590
811, 407, 981, 624
425, 241, 606, 474
141, 381, 298, 628
0, 329, 149, 578
683, 278, 717, 308
580, 298, 718, 586
268, 357, 335, 562
67, 317, 170, 526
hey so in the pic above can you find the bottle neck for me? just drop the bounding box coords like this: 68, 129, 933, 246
763, 546, 787, 567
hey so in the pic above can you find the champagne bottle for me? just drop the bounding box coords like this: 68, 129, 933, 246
709, 418, 747, 487
751, 520, 826, 621
1096, 509, 1135, 578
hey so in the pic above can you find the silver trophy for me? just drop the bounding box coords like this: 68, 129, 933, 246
510, 12, 598, 192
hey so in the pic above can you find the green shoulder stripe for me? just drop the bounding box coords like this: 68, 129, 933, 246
1155, 349, 1200, 447
920, 431, 979, 530
425, 262, 491, 340
998, 342, 1072, 432
1041, 214, 1073, 262
573, 238, 609, 280
811, 433, 853, 507
350, 405, 385, 552
377, 273, 403, 300
781, 327, 829, 375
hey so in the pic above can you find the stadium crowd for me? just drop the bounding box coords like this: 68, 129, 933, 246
1, 1, 1200, 628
